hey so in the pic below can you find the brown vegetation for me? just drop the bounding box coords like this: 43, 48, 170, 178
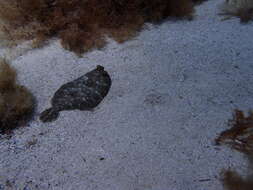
192, 0, 208, 5
216, 110, 253, 153
221, 168, 253, 190
0, 59, 34, 134
216, 110, 253, 190
0, 0, 202, 55
220, 0, 253, 23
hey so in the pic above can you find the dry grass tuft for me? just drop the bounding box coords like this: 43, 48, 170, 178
0, 0, 201, 55
0, 59, 35, 134
216, 110, 253, 190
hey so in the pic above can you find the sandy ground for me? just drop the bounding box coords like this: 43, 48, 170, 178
1, 0, 253, 189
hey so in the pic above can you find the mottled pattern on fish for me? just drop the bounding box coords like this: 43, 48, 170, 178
40, 65, 111, 122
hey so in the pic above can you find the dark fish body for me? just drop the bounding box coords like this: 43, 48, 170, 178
40, 65, 111, 122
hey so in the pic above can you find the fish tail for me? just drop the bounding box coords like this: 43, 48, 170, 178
39, 108, 59, 123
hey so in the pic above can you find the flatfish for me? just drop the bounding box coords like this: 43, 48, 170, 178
40, 65, 111, 122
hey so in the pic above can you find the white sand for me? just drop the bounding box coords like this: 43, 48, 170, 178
1, 0, 253, 189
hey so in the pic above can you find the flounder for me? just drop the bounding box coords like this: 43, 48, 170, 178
40, 65, 111, 122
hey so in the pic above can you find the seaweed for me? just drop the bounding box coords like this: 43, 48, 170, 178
221, 168, 253, 190
0, 0, 200, 55
0, 59, 35, 134
220, 0, 253, 23
215, 110, 253, 154
216, 110, 253, 190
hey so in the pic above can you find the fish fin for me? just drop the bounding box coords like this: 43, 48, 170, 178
96, 65, 104, 71
39, 108, 59, 123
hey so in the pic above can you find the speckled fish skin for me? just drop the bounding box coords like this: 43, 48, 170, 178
40, 65, 111, 122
